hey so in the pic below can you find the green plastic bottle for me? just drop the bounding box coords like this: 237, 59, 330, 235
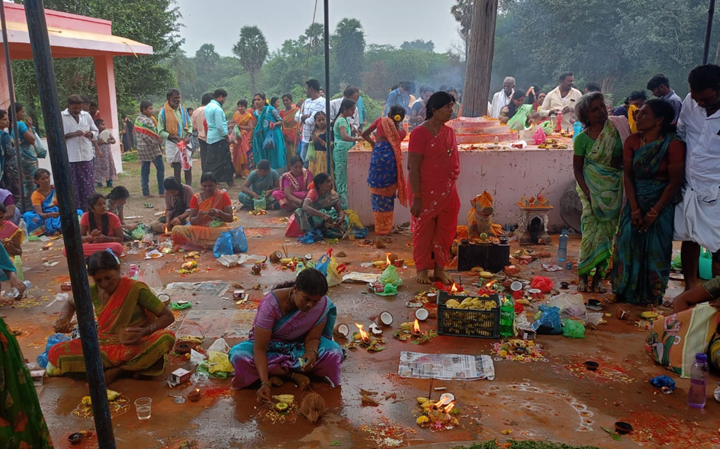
13, 256, 23, 281
500, 297, 515, 337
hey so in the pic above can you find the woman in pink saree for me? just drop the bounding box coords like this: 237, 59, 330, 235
272, 156, 313, 212
408, 92, 460, 284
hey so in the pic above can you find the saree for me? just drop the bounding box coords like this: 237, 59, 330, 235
0, 189, 20, 225
171, 191, 231, 249
368, 117, 408, 236
333, 117, 356, 209
229, 292, 343, 389
252, 106, 287, 170
1, 317, 55, 448
409, 126, 461, 271
308, 130, 331, 178
238, 169, 279, 208
612, 136, 679, 304
233, 111, 253, 177
0, 131, 20, 201
23, 189, 63, 235
280, 107, 299, 160
47, 278, 175, 377
576, 120, 623, 277
294, 189, 349, 239
273, 169, 313, 211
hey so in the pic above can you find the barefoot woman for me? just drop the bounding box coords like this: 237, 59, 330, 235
408, 91, 461, 284
229, 268, 343, 401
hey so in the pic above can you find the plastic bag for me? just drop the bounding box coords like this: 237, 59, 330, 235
373, 283, 398, 296
379, 265, 403, 287
190, 348, 206, 365
37, 333, 71, 368
285, 215, 303, 237
306, 141, 316, 162
229, 227, 248, 253
549, 293, 588, 323
562, 318, 586, 339
315, 254, 331, 276
541, 120, 554, 135
253, 196, 267, 211
533, 127, 547, 145
507, 104, 533, 131
213, 231, 234, 257
531, 276, 553, 293
532, 305, 562, 335
298, 230, 323, 244
170, 301, 192, 310
207, 351, 234, 374
326, 257, 346, 287
33, 130, 47, 158
131, 224, 149, 241
208, 338, 230, 354
139, 265, 163, 290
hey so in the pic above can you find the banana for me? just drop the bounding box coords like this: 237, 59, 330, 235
416, 397, 431, 405
273, 394, 295, 405
82, 389, 120, 406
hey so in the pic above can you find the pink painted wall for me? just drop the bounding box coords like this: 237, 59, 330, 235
347, 147, 576, 230
3, 2, 111, 35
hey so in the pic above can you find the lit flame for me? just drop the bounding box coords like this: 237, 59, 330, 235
355, 323, 369, 341
413, 319, 421, 333
386, 253, 392, 266
443, 402, 455, 414
450, 283, 458, 293
486, 281, 494, 288
164, 226, 170, 234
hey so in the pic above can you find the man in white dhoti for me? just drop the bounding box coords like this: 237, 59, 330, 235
489, 77, 515, 119
675, 64, 720, 290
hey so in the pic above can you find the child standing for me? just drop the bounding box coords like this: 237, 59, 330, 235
93, 119, 117, 188
309, 111, 330, 177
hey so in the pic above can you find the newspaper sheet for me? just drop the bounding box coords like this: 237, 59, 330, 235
398, 351, 495, 381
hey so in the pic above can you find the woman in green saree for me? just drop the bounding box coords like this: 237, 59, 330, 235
294, 173, 348, 239
612, 99, 686, 305
573, 92, 624, 293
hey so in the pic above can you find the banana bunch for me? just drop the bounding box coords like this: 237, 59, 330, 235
273, 394, 294, 405
445, 297, 498, 311
81, 389, 120, 406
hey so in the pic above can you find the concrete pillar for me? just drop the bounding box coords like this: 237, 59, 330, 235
93, 54, 122, 172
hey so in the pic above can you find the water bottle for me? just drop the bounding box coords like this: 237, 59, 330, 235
688, 353, 709, 408
554, 113, 563, 133
714, 381, 720, 403
500, 297, 515, 338
572, 120, 583, 141
557, 229, 569, 263
6, 280, 31, 299
13, 256, 23, 281
128, 264, 138, 280
18, 220, 28, 240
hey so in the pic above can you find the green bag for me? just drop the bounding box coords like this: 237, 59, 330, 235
253, 196, 267, 211
507, 104, 533, 131
131, 224, 149, 240
306, 141, 317, 162
541, 120, 555, 135
379, 265, 403, 287
562, 318, 585, 339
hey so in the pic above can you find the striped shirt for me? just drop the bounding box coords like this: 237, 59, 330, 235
295, 97, 326, 143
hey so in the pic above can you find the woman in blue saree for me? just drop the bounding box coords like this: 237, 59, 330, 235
251, 93, 287, 171
612, 99, 686, 305
23, 169, 81, 235
229, 268, 343, 401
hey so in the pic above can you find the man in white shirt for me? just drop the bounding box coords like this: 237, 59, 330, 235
540, 71, 583, 131
295, 79, 326, 166
489, 77, 515, 118
674, 64, 720, 291
329, 86, 360, 130
192, 92, 212, 173
62, 94, 98, 211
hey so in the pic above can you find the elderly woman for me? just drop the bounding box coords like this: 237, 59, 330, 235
229, 268, 343, 399
48, 251, 175, 384
295, 173, 348, 239
238, 159, 280, 210
272, 156, 313, 212
171, 172, 233, 249
76, 193, 125, 256
573, 92, 624, 293
409, 91, 461, 285
150, 177, 194, 234
612, 100, 686, 305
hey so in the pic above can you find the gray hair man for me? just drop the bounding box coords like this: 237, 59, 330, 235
489, 76, 515, 118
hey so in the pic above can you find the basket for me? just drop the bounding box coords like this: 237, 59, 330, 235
437, 291, 501, 338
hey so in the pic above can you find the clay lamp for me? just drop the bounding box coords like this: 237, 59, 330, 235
251, 263, 262, 275
584, 361, 599, 371
411, 319, 422, 337
614, 421, 633, 434
187, 388, 202, 402
68, 433, 83, 445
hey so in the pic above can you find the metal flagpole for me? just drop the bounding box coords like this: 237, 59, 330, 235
323, 0, 331, 174
22, 0, 116, 446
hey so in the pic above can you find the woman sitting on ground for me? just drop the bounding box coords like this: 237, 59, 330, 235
106, 186, 134, 233
77, 193, 125, 256
171, 172, 233, 249
272, 156, 313, 212
0, 188, 20, 225
22, 169, 73, 236
48, 250, 175, 384
294, 173, 348, 239
0, 204, 22, 257
238, 159, 280, 210
229, 268, 343, 400
150, 177, 194, 234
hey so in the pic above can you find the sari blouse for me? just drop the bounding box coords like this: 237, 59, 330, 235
281, 170, 313, 192
31, 189, 56, 208
189, 191, 232, 226
253, 291, 329, 342
89, 281, 164, 329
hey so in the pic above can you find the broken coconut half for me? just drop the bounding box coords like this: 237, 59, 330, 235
333, 323, 350, 338
415, 308, 429, 321
368, 323, 383, 335
379, 311, 394, 326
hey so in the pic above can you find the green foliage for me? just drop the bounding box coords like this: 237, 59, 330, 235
333, 18, 365, 87
401, 40, 435, 52
232, 26, 269, 92
121, 151, 138, 163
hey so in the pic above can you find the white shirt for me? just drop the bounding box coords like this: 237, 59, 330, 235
489, 90, 513, 118
295, 97, 326, 143
61, 109, 98, 163
677, 93, 720, 201
539, 86, 583, 131
329, 97, 359, 129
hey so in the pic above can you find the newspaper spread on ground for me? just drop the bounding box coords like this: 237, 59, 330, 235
398, 351, 495, 381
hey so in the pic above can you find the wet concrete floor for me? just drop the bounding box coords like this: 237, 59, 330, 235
4, 203, 720, 449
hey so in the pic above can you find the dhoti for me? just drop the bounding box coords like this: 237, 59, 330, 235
674, 186, 720, 253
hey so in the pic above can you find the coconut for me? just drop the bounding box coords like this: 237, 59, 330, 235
301, 392, 326, 423
333, 323, 350, 338
369, 323, 383, 335
415, 308, 429, 321
379, 311, 394, 326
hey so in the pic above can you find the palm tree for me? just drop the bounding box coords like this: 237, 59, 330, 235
334, 18, 365, 87
232, 26, 269, 93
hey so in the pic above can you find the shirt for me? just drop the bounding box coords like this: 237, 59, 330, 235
80, 211, 122, 235
61, 109, 98, 163
158, 105, 192, 140
10, 121, 29, 146
165, 184, 194, 220
540, 86, 583, 131
662, 90, 683, 124
192, 106, 208, 141
134, 115, 163, 162
204, 100, 228, 144
677, 93, 720, 201
295, 97, 326, 143
489, 90, 513, 118
356, 96, 367, 126
384, 88, 409, 115
329, 98, 359, 129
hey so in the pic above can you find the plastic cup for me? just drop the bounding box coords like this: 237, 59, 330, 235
134, 397, 152, 420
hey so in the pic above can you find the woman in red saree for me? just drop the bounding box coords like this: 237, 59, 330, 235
171, 172, 234, 249
47, 250, 175, 384
408, 92, 460, 284
233, 100, 255, 177
280, 94, 299, 161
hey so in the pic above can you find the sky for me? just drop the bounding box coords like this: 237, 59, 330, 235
175, 0, 462, 57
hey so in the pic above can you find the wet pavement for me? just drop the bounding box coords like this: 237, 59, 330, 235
4, 200, 720, 449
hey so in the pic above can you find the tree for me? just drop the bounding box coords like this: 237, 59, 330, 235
232, 26, 269, 93
195, 44, 220, 73
400, 40, 435, 52
463, 0, 499, 117
334, 18, 365, 87
451, 0, 473, 59
299, 23, 325, 55
163, 50, 196, 93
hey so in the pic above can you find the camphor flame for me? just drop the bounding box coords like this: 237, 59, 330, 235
164, 226, 170, 234
355, 323, 370, 341
386, 253, 392, 267
450, 283, 459, 293
413, 318, 421, 333
443, 402, 455, 414
486, 281, 494, 288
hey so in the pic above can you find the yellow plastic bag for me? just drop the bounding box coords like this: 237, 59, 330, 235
327, 257, 343, 287
207, 351, 234, 374
345, 209, 364, 230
